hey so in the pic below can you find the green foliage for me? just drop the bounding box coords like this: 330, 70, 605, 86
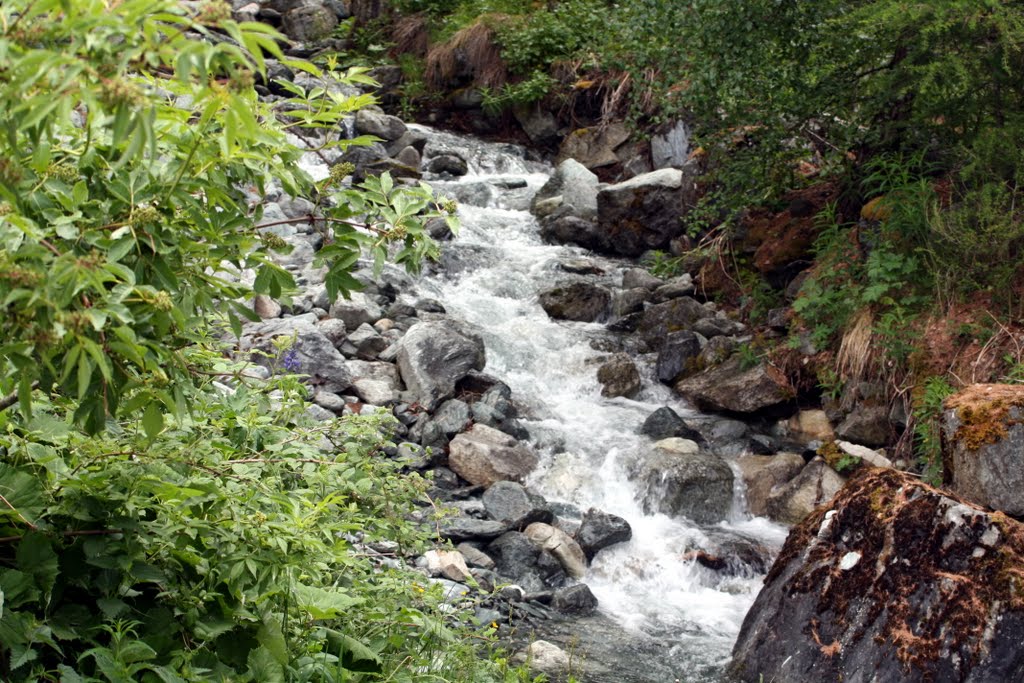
642, 250, 684, 279
912, 376, 956, 484
0, 2, 516, 681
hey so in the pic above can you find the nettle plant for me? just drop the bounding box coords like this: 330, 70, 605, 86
0, 2, 521, 682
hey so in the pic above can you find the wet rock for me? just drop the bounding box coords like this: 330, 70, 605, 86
448, 424, 539, 487
394, 145, 421, 169
731, 468, 1024, 683
836, 403, 893, 447
538, 281, 611, 322
596, 353, 641, 398
692, 314, 745, 339
596, 167, 698, 257
675, 356, 793, 415
440, 517, 508, 542
396, 320, 485, 410
422, 549, 472, 582
576, 508, 632, 560
552, 584, 599, 616
639, 406, 705, 443
354, 107, 407, 141
482, 481, 553, 529
541, 215, 603, 250
764, 457, 845, 525
636, 297, 712, 351
426, 153, 469, 176
488, 531, 544, 591
633, 442, 734, 524
612, 287, 648, 317
524, 523, 588, 580
513, 104, 560, 146
736, 453, 807, 518
943, 383, 1024, 515
655, 330, 701, 384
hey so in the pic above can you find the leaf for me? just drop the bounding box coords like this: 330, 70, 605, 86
247, 646, 285, 683
293, 584, 363, 620
57, 665, 87, 683
17, 533, 59, 600
256, 617, 289, 665
0, 464, 45, 528
142, 402, 164, 441
0, 570, 40, 609
117, 640, 157, 664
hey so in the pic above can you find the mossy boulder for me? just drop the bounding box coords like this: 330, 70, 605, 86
731, 468, 1024, 682
943, 383, 1024, 516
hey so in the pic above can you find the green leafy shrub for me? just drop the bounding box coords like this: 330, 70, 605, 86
0, 2, 518, 681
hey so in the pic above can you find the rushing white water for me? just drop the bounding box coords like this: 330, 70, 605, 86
401, 126, 788, 680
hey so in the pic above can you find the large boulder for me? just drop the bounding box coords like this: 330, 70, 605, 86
596, 353, 641, 398
395, 320, 485, 410
557, 123, 630, 170
943, 383, 1024, 515
482, 481, 553, 529
575, 508, 632, 560
538, 281, 611, 322
531, 158, 599, 219
632, 439, 734, 524
675, 356, 793, 415
280, 4, 338, 42
596, 168, 697, 257
448, 424, 539, 487
237, 315, 351, 390
731, 468, 1024, 683
639, 406, 705, 443
655, 330, 701, 384
354, 108, 407, 141
650, 120, 691, 170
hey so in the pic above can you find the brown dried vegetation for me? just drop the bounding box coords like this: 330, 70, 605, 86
425, 19, 509, 91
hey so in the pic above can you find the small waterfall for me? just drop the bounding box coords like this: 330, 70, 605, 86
330, 125, 788, 681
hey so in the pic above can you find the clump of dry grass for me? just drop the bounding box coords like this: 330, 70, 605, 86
837, 307, 875, 387
425, 18, 509, 90
391, 14, 429, 58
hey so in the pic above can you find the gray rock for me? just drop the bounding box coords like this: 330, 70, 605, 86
538, 281, 611, 322
655, 330, 701, 384
312, 389, 347, 413
736, 453, 807, 518
621, 268, 663, 290
650, 120, 691, 169
456, 543, 496, 570
675, 356, 793, 415
394, 145, 421, 169
395, 320, 485, 410
692, 315, 745, 339
524, 522, 588, 580
252, 294, 282, 319
488, 531, 544, 591
636, 297, 712, 351
944, 384, 1024, 515
281, 4, 338, 42
316, 318, 347, 345
732, 468, 1024, 683
612, 287, 649, 317
513, 104, 560, 146
440, 517, 508, 542
633, 443, 734, 524
426, 153, 469, 176
698, 334, 736, 368
482, 481, 553, 529
639, 406, 705, 443
552, 584, 599, 615
237, 316, 351, 390
764, 457, 845, 525
596, 167, 698, 257
533, 158, 599, 219
576, 508, 632, 560
329, 292, 383, 329
432, 399, 472, 436
448, 424, 539, 487
515, 640, 571, 677
557, 123, 630, 170
540, 215, 603, 250
354, 108, 407, 141
836, 403, 892, 448
596, 353, 641, 399
346, 322, 388, 360
651, 274, 695, 302
386, 129, 429, 157
422, 549, 472, 582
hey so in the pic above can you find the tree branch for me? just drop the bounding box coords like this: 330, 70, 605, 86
0, 381, 39, 412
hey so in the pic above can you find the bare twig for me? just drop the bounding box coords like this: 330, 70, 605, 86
0, 492, 38, 531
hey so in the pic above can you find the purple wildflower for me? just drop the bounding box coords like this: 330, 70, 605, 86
280, 348, 301, 372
